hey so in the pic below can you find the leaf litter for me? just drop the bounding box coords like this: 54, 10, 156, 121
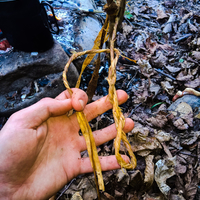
59, 0, 200, 199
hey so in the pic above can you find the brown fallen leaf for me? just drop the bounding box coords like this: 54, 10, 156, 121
173, 118, 189, 130
150, 51, 168, 68
156, 9, 169, 21
155, 157, 176, 197
176, 71, 193, 82
180, 131, 200, 147
180, 12, 193, 25
146, 114, 168, 128
161, 81, 175, 96
184, 77, 200, 88
192, 51, 200, 60
184, 165, 198, 200
130, 127, 162, 156
101, 192, 115, 200
181, 113, 194, 127
71, 192, 83, 200
145, 36, 158, 55
144, 155, 154, 189
154, 130, 172, 142
165, 65, 181, 73
175, 162, 187, 174
122, 23, 133, 37
157, 43, 174, 52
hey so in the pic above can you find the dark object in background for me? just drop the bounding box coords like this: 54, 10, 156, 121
0, 29, 4, 40
0, 0, 59, 52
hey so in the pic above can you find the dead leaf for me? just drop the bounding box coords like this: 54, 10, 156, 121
184, 76, 200, 88
114, 190, 123, 199
143, 193, 166, 200
170, 194, 186, 200
123, 24, 133, 37
116, 169, 130, 185
145, 37, 158, 55
180, 12, 193, 25
129, 170, 144, 190
180, 131, 200, 146
155, 156, 176, 197
150, 51, 168, 68
181, 113, 193, 127
192, 51, 200, 60
137, 59, 154, 77
147, 114, 168, 128
173, 118, 189, 130
154, 130, 172, 142
161, 81, 175, 96
184, 165, 198, 200
130, 128, 162, 156
101, 192, 115, 200
132, 127, 149, 143
162, 14, 176, 34
157, 44, 174, 52
176, 71, 193, 82
71, 192, 83, 200
156, 9, 169, 20
149, 81, 161, 96
144, 155, 154, 189
135, 33, 148, 52
165, 65, 181, 73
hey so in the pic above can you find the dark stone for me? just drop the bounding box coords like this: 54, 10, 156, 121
168, 95, 200, 115
0, 40, 79, 116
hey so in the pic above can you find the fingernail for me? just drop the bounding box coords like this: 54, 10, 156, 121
79, 99, 84, 109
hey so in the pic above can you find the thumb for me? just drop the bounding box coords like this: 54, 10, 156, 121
9, 97, 80, 129
8, 89, 88, 129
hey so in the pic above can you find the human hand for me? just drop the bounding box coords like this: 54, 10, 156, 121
0, 88, 134, 200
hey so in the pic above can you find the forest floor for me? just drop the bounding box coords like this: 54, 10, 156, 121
60, 0, 200, 199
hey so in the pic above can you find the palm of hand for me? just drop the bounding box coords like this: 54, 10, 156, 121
0, 89, 134, 200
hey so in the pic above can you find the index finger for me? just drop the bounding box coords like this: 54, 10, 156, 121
56, 88, 88, 111
66, 90, 128, 131
84, 90, 128, 122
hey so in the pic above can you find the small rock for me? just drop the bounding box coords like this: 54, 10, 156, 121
168, 95, 200, 115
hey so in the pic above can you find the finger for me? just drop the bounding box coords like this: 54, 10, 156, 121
79, 118, 134, 152
67, 90, 129, 132
10, 98, 73, 128
56, 88, 88, 111
84, 90, 128, 122
55, 89, 73, 100
10, 89, 88, 128
79, 155, 130, 174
